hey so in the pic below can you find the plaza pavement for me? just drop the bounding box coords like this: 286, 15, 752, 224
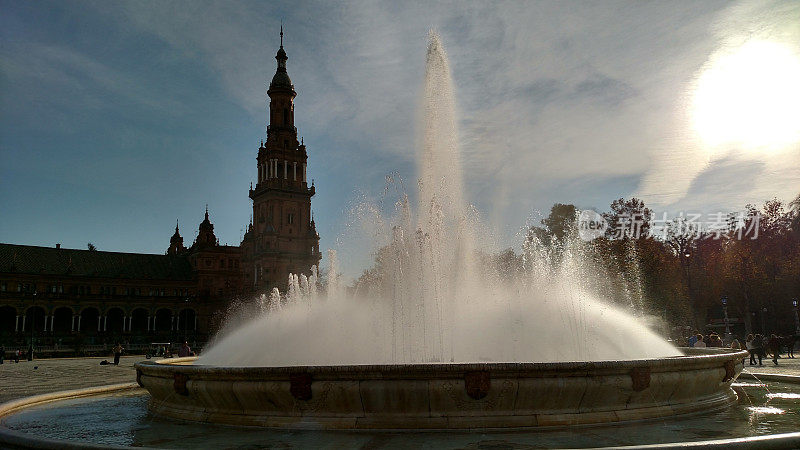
1, 353, 799, 404
0, 355, 141, 403
739, 353, 800, 378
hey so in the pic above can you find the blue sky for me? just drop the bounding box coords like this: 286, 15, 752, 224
1, 1, 798, 279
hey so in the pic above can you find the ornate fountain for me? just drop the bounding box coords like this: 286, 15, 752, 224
136, 348, 745, 429
136, 32, 749, 431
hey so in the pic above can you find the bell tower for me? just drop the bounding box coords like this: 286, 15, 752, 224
242, 27, 321, 293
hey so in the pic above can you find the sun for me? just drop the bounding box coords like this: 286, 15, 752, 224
692, 40, 800, 151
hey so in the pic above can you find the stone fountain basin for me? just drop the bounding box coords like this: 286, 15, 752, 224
134, 348, 747, 430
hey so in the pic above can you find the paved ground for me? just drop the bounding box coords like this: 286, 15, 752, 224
740, 352, 800, 377
1, 354, 799, 405
0, 355, 143, 403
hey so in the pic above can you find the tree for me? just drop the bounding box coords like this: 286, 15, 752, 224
790, 192, 800, 237
494, 248, 523, 281
664, 215, 699, 299
87, 242, 96, 251
539, 203, 578, 244
604, 198, 652, 239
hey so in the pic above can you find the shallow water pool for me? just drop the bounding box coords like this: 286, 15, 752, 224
2, 381, 799, 448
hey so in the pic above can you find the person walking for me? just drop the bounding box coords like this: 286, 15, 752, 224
746, 334, 756, 365
112, 343, 124, 366
768, 334, 780, 366
14, 348, 20, 363
753, 334, 765, 366
178, 341, 192, 357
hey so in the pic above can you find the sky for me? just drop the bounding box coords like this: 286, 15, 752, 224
1, 0, 799, 280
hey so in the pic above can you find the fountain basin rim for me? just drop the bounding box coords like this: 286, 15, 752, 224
136, 348, 747, 379
135, 348, 747, 430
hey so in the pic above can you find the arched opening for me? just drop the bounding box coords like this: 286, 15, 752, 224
0, 306, 16, 335
106, 307, 125, 334
80, 307, 100, 334
131, 308, 148, 334
24, 306, 46, 333
52, 307, 73, 334
154, 309, 172, 332
178, 309, 196, 331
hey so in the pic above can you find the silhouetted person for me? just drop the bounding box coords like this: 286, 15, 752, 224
27, 344, 33, 361
178, 341, 192, 357
112, 343, 124, 366
768, 334, 780, 365
0, 346, 4, 364
14, 348, 20, 363
746, 334, 756, 365
753, 334, 765, 366
787, 335, 796, 358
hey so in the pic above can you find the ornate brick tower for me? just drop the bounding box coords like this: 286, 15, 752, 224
241, 28, 321, 293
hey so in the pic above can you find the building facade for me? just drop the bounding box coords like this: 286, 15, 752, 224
0, 35, 320, 352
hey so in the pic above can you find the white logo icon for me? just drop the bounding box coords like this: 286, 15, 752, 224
577, 210, 608, 241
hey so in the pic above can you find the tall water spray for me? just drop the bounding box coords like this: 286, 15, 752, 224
198, 34, 680, 367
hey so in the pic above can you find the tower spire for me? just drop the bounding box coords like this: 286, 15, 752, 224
205, 204, 209, 221
273, 25, 288, 75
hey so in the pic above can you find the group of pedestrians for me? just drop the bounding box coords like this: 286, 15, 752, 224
0, 346, 24, 364
688, 332, 725, 348
1, 341, 195, 364
685, 331, 798, 367
744, 333, 793, 366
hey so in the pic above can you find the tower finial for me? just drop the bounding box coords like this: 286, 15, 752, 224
280, 21, 283, 48
176, 219, 179, 232
205, 204, 209, 221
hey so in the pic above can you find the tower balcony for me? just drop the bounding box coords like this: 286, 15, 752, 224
267, 124, 297, 136
250, 180, 314, 199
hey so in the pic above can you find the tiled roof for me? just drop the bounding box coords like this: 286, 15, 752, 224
0, 244, 194, 281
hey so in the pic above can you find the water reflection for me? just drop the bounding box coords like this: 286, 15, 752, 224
748, 406, 786, 415
2, 381, 799, 449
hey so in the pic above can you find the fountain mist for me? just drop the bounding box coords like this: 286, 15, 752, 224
198, 33, 679, 367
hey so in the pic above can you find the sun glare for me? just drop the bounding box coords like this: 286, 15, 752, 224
692, 40, 800, 151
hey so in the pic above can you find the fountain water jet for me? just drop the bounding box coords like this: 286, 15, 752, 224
197, 32, 678, 367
